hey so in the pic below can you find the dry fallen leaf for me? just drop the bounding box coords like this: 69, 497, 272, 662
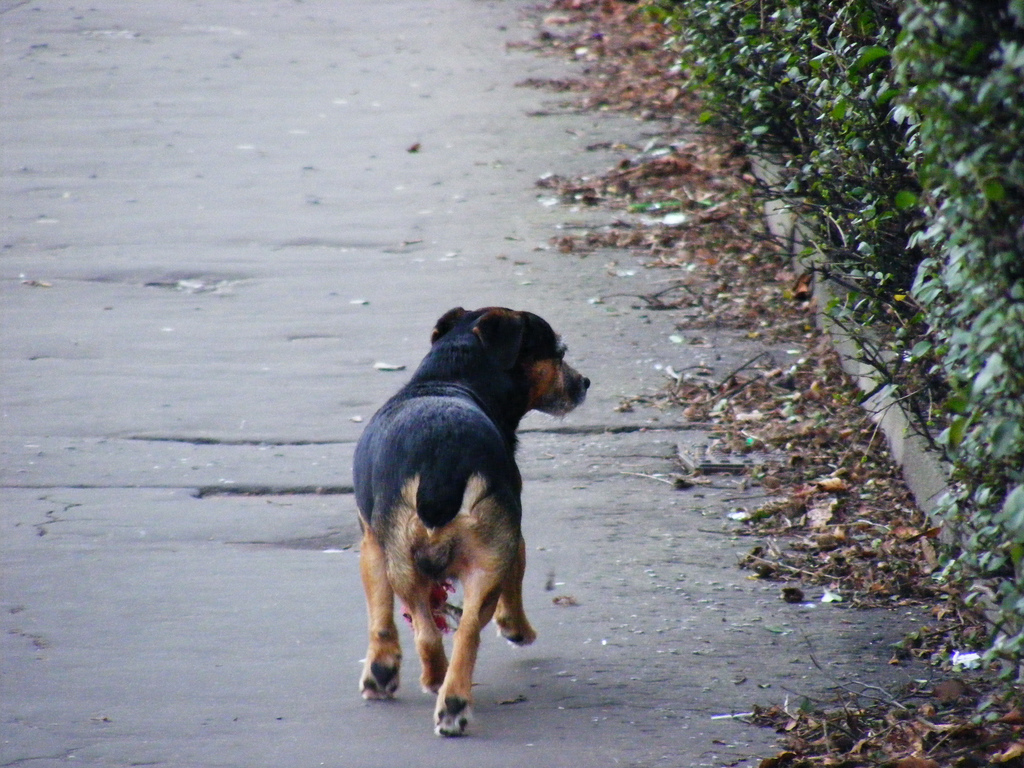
932, 679, 967, 703
894, 758, 939, 768
998, 709, 1024, 725
734, 409, 764, 423
792, 272, 813, 301
781, 586, 805, 603
758, 751, 797, 768
893, 525, 922, 540
815, 477, 849, 493
993, 742, 1024, 763
919, 537, 939, 575
807, 496, 838, 529
812, 532, 843, 550
552, 595, 579, 607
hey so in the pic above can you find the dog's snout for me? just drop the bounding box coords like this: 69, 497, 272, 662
583, 377, 591, 390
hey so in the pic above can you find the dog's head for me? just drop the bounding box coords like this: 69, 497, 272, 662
430, 307, 589, 416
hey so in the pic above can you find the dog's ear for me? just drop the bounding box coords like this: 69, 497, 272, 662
472, 308, 525, 370
431, 307, 468, 344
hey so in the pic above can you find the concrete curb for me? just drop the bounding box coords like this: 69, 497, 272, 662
753, 158, 951, 518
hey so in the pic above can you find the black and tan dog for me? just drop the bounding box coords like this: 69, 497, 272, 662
353, 307, 589, 736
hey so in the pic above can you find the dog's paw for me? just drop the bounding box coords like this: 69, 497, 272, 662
496, 617, 537, 647
420, 673, 443, 695
421, 680, 443, 695
360, 660, 400, 700
434, 695, 471, 737
418, 649, 448, 694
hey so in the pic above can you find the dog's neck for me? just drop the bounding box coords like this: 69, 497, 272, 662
406, 378, 526, 447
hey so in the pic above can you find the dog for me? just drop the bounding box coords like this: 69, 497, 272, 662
352, 307, 589, 736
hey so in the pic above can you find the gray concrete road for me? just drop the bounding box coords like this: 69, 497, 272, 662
2, 2, 922, 766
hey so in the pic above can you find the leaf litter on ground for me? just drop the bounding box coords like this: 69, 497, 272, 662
517, 1, 1020, 765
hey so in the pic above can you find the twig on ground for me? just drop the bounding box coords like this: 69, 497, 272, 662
619, 471, 676, 485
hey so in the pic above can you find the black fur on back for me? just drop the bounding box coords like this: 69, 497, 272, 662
353, 308, 552, 532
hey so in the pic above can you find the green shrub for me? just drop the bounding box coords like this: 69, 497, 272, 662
654, 0, 919, 294
894, 0, 1024, 675
657, 0, 1024, 675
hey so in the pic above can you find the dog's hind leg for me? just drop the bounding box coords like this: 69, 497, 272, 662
358, 526, 402, 700
433, 568, 502, 737
402, 583, 449, 694
494, 535, 536, 646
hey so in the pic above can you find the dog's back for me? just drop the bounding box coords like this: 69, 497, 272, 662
353, 387, 521, 533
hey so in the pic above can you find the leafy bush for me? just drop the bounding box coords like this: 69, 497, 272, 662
657, 0, 1024, 675
894, 0, 1024, 675
653, 0, 919, 293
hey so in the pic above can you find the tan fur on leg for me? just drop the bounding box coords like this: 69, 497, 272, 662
494, 535, 536, 645
358, 527, 402, 699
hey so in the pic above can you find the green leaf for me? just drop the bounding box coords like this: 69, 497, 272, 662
1011, 0, 1024, 26
992, 420, 1022, 458
997, 485, 1024, 536
983, 179, 1006, 202
911, 339, 933, 358
947, 416, 968, 449
876, 87, 901, 104
853, 46, 890, 71
943, 392, 969, 414
1012, 544, 1024, 569
973, 353, 1006, 396
894, 190, 918, 210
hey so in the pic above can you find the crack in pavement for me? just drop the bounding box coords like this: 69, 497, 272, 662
122, 423, 716, 446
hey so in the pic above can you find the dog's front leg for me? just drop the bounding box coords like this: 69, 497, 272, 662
358, 527, 402, 699
434, 571, 501, 736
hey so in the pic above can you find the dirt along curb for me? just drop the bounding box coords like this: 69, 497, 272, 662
752, 157, 951, 519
